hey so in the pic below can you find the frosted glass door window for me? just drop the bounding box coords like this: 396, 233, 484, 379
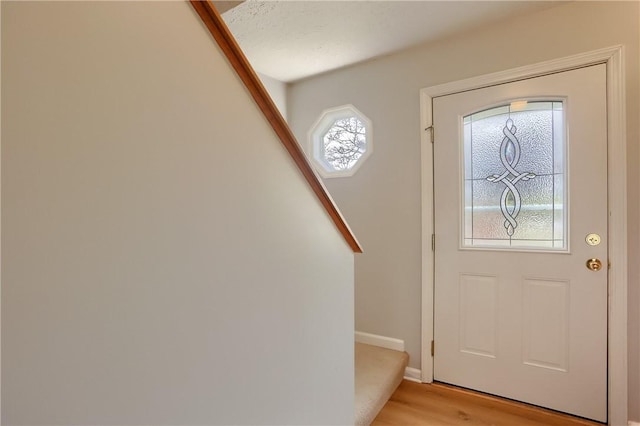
463, 101, 566, 249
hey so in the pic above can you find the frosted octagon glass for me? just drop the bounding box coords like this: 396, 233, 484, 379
308, 105, 372, 178
462, 101, 566, 250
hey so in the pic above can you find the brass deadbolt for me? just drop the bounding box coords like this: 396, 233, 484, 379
586, 233, 601, 246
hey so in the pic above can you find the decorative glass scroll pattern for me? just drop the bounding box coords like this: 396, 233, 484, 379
486, 118, 537, 237
463, 101, 566, 249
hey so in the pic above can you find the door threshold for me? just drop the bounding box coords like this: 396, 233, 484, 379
432, 381, 605, 426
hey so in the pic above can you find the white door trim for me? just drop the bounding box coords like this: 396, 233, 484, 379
420, 46, 627, 425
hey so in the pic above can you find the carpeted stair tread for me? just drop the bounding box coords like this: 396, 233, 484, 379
355, 342, 409, 426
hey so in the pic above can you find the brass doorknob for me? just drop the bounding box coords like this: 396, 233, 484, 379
586, 258, 602, 272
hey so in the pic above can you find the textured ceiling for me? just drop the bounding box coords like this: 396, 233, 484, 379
223, 1, 562, 83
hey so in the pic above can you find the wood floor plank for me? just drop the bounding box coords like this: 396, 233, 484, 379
371, 380, 604, 426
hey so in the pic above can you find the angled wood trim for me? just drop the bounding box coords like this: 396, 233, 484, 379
189, 0, 361, 253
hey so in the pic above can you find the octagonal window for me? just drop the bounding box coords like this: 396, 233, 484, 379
308, 105, 372, 178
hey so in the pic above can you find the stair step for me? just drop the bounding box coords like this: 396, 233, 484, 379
355, 342, 409, 426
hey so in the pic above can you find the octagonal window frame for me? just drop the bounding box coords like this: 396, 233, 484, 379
308, 104, 373, 178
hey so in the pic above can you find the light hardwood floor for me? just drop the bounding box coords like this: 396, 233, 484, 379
371, 380, 603, 426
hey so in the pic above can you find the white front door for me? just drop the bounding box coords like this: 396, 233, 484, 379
433, 64, 607, 422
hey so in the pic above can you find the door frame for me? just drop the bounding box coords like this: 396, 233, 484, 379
420, 46, 627, 425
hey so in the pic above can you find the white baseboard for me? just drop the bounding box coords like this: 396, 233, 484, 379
404, 367, 422, 383
628, 421, 640, 426
355, 331, 405, 352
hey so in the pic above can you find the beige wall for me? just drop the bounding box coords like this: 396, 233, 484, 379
259, 72, 288, 120
288, 1, 639, 420
1, 2, 354, 424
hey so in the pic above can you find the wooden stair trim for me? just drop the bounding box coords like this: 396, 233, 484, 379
189, 0, 362, 253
